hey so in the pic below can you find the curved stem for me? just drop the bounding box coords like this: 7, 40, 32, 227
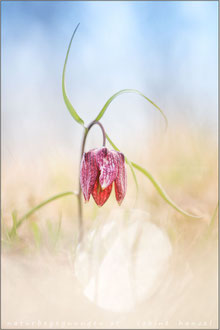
81, 120, 106, 158
78, 120, 106, 243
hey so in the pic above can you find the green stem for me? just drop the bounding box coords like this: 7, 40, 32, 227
78, 120, 106, 243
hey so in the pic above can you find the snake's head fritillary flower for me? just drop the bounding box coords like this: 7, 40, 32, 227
80, 147, 127, 206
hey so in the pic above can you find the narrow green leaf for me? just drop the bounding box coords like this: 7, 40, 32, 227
12, 210, 17, 227
126, 157, 139, 205
131, 162, 201, 218
10, 211, 18, 238
62, 23, 84, 126
106, 134, 139, 196
96, 89, 168, 129
126, 157, 139, 193
205, 202, 218, 238
30, 222, 41, 247
208, 201, 218, 229
106, 133, 201, 218
9, 191, 78, 236
55, 217, 62, 246
105, 133, 120, 151
200, 202, 218, 245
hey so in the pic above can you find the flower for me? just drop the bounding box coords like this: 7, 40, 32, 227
80, 147, 127, 206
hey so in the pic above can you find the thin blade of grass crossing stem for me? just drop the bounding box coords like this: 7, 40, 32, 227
9, 191, 78, 236
126, 157, 139, 196
106, 133, 201, 218
62, 23, 84, 126
96, 89, 168, 130
106, 134, 139, 198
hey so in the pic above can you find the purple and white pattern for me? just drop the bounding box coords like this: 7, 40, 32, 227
80, 147, 127, 206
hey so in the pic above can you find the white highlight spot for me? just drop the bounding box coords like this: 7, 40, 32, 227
74, 209, 172, 312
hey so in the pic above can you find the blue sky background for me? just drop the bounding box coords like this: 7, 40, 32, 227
1, 1, 218, 161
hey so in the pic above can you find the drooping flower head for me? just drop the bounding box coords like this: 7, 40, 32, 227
80, 147, 127, 206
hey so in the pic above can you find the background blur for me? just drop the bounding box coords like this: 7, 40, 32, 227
1, 1, 218, 329
2, 0, 217, 159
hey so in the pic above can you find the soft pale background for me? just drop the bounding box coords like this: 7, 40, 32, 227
2, 0, 217, 160
1, 1, 218, 329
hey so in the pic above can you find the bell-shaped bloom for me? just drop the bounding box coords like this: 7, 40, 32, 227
80, 147, 127, 206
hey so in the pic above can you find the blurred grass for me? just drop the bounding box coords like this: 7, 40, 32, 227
1, 123, 218, 328
1, 124, 217, 255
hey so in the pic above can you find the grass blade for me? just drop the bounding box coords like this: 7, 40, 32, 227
10, 211, 18, 238
9, 191, 77, 236
126, 157, 139, 194
106, 133, 201, 218
62, 23, 84, 126
106, 134, 139, 196
208, 201, 218, 229
205, 202, 218, 239
96, 89, 168, 129
200, 202, 218, 245
30, 222, 41, 248
131, 162, 201, 218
